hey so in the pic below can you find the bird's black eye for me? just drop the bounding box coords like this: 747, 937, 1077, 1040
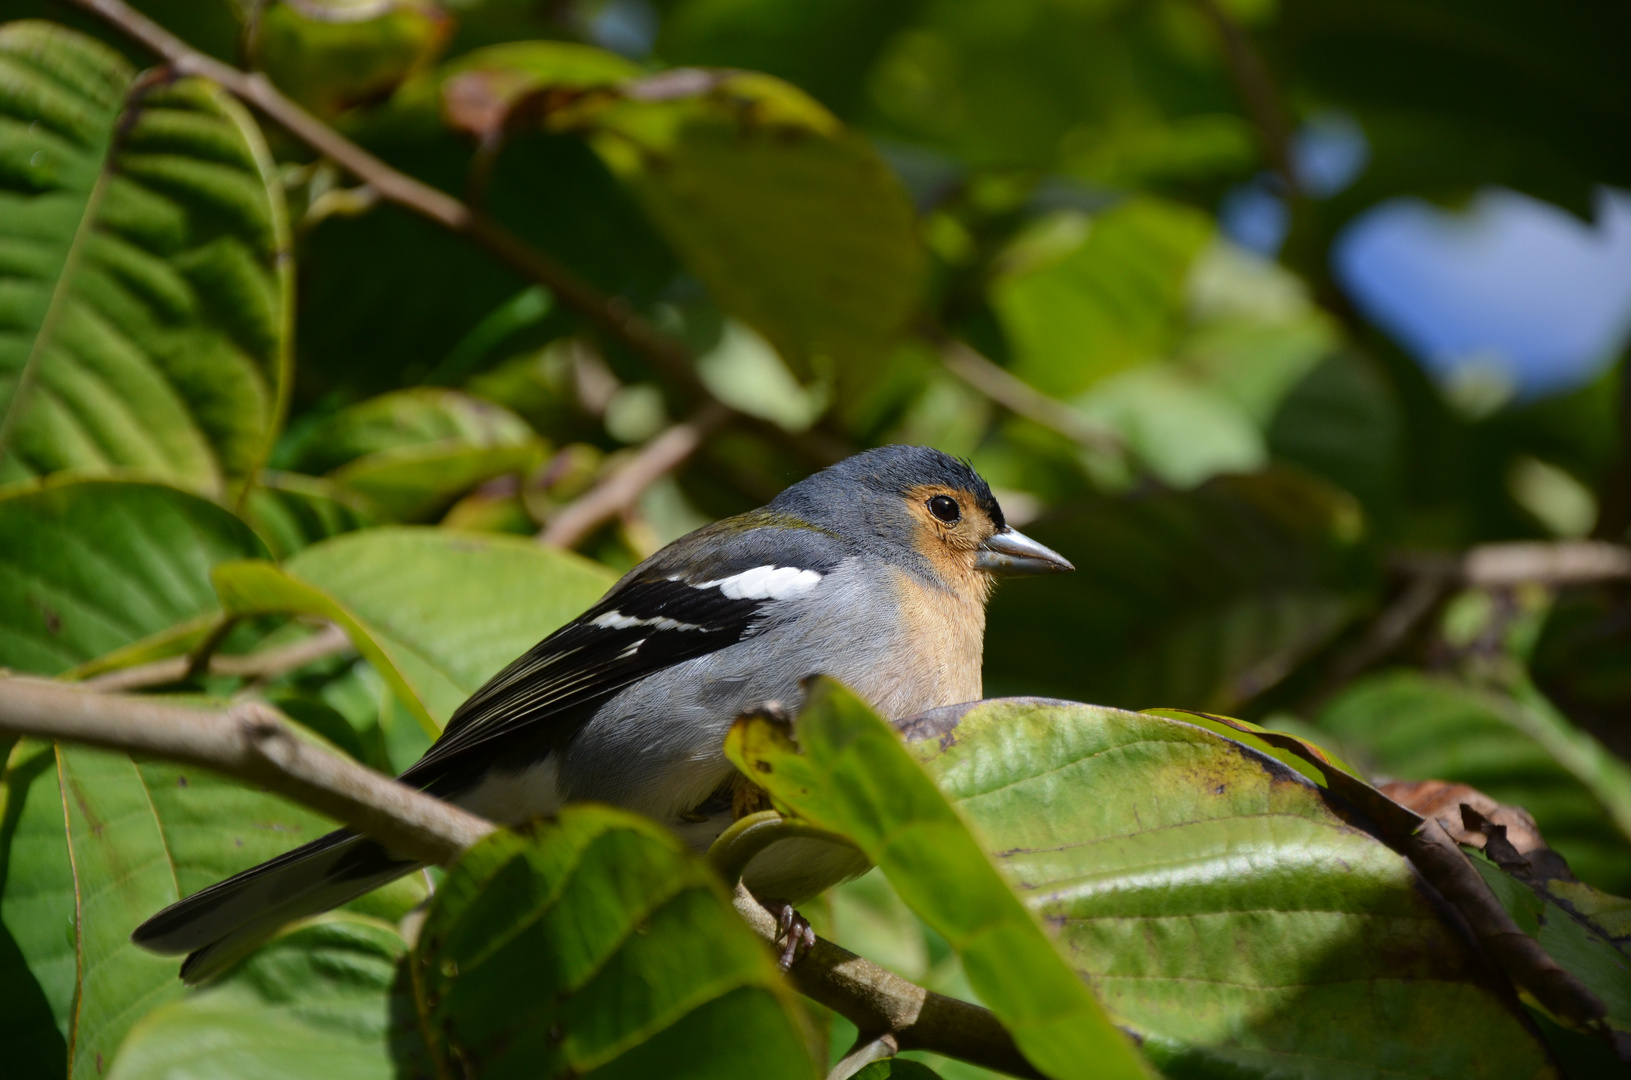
927, 495, 961, 524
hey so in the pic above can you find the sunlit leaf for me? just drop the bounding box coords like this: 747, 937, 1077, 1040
0, 478, 268, 675
906, 697, 1557, 1078
256, 0, 451, 118
726, 678, 1153, 1080
412, 806, 819, 1078
106, 914, 408, 1080
0, 22, 292, 496
214, 527, 615, 729
991, 199, 1212, 399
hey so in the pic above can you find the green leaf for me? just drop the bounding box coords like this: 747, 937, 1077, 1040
725, 678, 1152, 1080
255, 0, 450, 119
0, 22, 292, 496
285, 388, 544, 522
439, 41, 642, 140
852, 1061, 945, 1080
1466, 852, 1631, 1045
991, 199, 1213, 399
51, 740, 365, 1079
412, 805, 819, 1079
240, 471, 374, 561
0, 739, 76, 1080
903, 697, 1558, 1079
586, 71, 925, 392
0, 477, 269, 675
1266, 350, 1402, 518
214, 527, 615, 730
106, 914, 408, 1080
984, 469, 1375, 713
1317, 672, 1631, 895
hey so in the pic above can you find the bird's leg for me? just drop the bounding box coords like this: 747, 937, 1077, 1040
757, 896, 815, 970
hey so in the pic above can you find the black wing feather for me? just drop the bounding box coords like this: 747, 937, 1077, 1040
398, 577, 766, 793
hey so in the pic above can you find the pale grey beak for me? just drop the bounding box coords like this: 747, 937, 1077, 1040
975, 526, 1074, 576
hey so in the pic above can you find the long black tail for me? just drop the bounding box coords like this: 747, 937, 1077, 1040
131, 828, 418, 983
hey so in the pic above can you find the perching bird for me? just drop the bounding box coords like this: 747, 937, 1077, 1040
132, 445, 1073, 980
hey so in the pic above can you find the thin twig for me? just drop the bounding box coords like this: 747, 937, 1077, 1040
80, 623, 354, 693
1187, 0, 1297, 190
732, 884, 1041, 1078
539, 401, 732, 549
1460, 540, 1631, 587
0, 675, 491, 864
929, 331, 1122, 456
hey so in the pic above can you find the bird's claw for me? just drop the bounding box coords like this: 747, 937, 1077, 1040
759, 897, 815, 971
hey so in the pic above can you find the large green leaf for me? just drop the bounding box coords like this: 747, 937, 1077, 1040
902, 697, 1556, 1078
0, 739, 76, 1080
1466, 851, 1631, 1048
280, 388, 545, 522
726, 679, 1153, 1080
0, 477, 269, 675
255, 0, 450, 119
81, 738, 394, 1076
240, 470, 374, 561
983, 469, 1376, 712
411, 805, 819, 1079
583, 70, 925, 392
1316, 671, 1631, 895
992, 199, 1212, 400
106, 914, 409, 1080
0, 21, 291, 496
214, 527, 615, 730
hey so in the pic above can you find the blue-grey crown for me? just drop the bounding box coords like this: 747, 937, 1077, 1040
770, 445, 1005, 532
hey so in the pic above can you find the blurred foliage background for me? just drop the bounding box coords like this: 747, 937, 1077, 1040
3, 0, 1631, 1076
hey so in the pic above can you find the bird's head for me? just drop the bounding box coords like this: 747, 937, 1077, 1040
770, 445, 1073, 596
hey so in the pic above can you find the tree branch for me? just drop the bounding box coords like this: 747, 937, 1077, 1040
0, 675, 491, 864
928, 331, 1123, 456
0, 673, 1037, 1075
538, 401, 732, 549
732, 884, 1042, 1078
79, 623, 354, 693
1187, 0, 1297, 190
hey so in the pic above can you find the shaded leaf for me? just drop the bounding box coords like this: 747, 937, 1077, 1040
412, 806, 819, 1079
904, 697, 1556, 1079
0, 739, 76, 1080
0, 22, 291, 495
240, 471, 375, 561
1317, 672, 1631, 894
583, 71, 925, 392
0, 477, 268, 675
214, 526, 615, 729
984, 469, 1376, 713
726, 678, 1152, 1080
106, 914, 408, 1080
285, 388, 545, 522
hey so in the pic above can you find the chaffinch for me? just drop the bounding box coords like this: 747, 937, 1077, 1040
133, 445, 1072, 979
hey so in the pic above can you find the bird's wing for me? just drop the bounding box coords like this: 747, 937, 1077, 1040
399, 521, 849, 792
